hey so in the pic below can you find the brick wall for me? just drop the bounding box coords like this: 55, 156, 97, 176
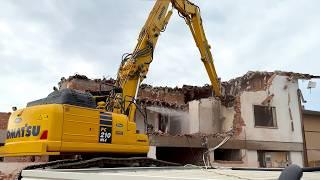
0, 112, 10, 144
138, 86, 186, 106
0, 112, 10, 130
60, 79, 113, 93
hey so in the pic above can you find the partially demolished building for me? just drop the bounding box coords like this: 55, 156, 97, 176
59, 71, 319, 168
0, 113, 10, 146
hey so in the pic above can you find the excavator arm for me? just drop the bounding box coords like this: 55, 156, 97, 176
171, 0, 221, 96
113, 0, 220, 122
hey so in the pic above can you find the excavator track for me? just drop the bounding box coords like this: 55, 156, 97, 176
17, 157, 180, 180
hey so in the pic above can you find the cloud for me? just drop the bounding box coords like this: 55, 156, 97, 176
0, 0, 319, 111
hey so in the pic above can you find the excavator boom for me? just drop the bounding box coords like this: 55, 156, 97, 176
172, 0, 221, 96
115, 0, 221, 122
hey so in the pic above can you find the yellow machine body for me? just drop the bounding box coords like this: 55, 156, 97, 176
0, 104, 149, 157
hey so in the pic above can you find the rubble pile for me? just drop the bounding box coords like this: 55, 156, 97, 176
182, 85, 213, 103
138, 84, 215, 110
58, 71, 320, 110
58, 75, 217, 109
59, 74, 115, 95
220, 71, 319, 106
139, 84, 186, 109
222, 71, 319, 97
58, 71, 319, 109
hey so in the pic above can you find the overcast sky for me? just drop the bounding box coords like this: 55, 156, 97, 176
0, 0, 319, 112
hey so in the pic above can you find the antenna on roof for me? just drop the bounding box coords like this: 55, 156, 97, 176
307, 81, 317, 93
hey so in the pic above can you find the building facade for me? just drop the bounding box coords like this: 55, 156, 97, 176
136, 72, 319, 168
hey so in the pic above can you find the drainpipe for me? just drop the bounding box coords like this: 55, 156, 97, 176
198, 100, 201, 133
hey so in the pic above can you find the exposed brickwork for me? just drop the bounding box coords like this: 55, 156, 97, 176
222, 71, 319, 98
182, 85, 213, 103
59, 75, 114, 94
58, 75, 215, 109
138, 85, 186, 109
0, 112, 10, 130
233, 96, 246, 136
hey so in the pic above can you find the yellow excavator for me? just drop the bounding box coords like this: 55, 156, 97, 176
0, 0, 220, 158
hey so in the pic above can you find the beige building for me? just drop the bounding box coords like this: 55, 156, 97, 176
302, 110, 320, 167
138, 71, 319, 168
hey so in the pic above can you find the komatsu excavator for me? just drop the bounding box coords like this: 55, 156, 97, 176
0, 0, 220, 159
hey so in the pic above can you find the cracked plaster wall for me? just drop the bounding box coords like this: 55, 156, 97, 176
239, 75, 303, 143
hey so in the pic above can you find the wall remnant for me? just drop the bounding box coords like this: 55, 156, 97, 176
59, 74, 115, 95
220, 71, 320, 107
0, 112, 10, 144
57, 71, 319, 139
0, 113, 10, 130
58, 74, 218, 110
233, 96, 245, 136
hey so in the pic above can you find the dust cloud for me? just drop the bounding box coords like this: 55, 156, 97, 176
147, 106, 189, 134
